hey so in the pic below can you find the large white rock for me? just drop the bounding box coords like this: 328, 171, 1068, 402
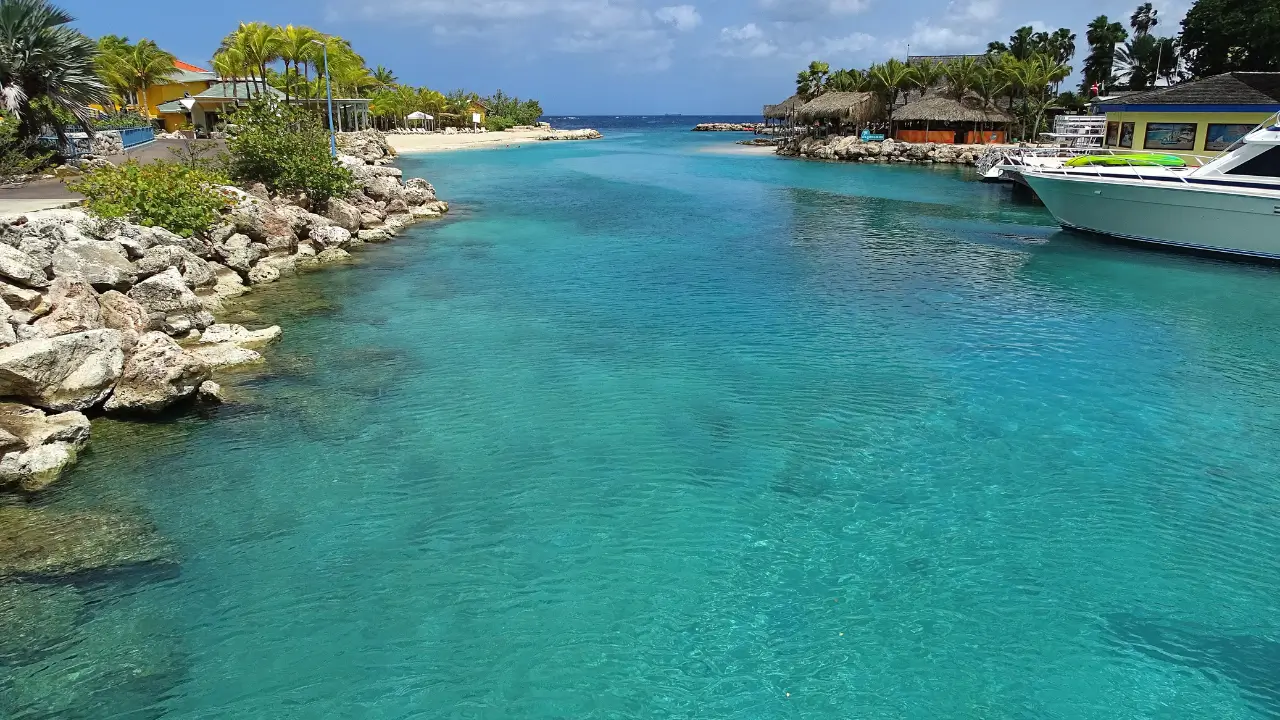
0, 245, 49, 288
127, 268, 214, 334
324, 198, 361, 232
0, 403, 90, 449
308, 226, 351, 250
214, 233, 264, 274
199, 324, 281, 349
186, 343, 262, 369
33, 274, 102, 337
136, 246, 215, 289
50, 240, 135, 290
361, 175, 403, 202
0, 442, 77, 492
0, 281, 45, 313
0, 329, 124, 410
115, 224, 211, 259
103, 332, 210, 413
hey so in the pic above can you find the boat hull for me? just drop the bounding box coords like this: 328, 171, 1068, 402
1024, 172, 1280, 260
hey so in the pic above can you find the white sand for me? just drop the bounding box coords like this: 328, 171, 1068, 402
696, 144, 778, 156
387, 129, 593, 154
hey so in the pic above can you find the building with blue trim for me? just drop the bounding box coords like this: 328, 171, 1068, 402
1095, 72, 1280, 156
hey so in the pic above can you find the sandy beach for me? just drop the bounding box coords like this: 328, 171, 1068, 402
387, 128, 601, 154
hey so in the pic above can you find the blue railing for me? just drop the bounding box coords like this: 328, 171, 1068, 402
38, 126, 155, 158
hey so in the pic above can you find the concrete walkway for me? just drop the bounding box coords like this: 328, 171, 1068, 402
0, 178, 80, 217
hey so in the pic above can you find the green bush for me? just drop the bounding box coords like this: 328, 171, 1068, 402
226, 98, 353, 210
91, 111, 150, 130
0, 118, 55, 176
484, 115, 518, 131
69, 160, 233, 238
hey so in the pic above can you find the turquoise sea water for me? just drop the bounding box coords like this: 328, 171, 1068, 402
6, 120, 1280, 718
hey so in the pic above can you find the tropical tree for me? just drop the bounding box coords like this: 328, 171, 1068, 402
1080, 15, 1128, 94
276, 24, 319, 102
115, 39, 177, 119
942, 56, 982, 101
95, 35, 133, 111
869, 58, 912, 130
1180, 0, 1280, 77
1130, 2, 1159, 36
1046, 28, 1077, 66
0, 0, 110, 139
219, 22, 280, 95
909, 60, 943, 98
796, 60, 830, 101
371, 65, 396, 91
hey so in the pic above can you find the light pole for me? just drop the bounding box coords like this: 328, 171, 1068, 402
312, 39, 337, 156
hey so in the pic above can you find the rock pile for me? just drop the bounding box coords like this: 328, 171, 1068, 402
0, 143, 448, 492
536, 129, 603, 141
693, 123, 761, 132
776, 135, 994, 165
336, 129, 397, 165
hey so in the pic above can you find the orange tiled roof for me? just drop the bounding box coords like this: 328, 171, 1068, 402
173, 59, 210, 73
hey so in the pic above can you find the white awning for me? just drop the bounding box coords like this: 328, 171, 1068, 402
406, 111, 429, 120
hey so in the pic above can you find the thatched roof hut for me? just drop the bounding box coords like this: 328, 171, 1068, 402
894, 95, 1013, 124
794, 92, 882, 123
763, 95, 803, 119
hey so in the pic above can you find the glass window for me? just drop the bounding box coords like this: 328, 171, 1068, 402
1143, 122, 1198, 151
1226, 146, 1280, 177
1118, 122, 1135, 148
1205, 123, 1255, 151
1106, 121, 1120, 146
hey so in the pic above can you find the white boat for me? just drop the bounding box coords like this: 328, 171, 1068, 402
1021, 116, 1280, 260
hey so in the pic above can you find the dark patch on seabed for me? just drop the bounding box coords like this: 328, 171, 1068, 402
1105, 612, 1280, 717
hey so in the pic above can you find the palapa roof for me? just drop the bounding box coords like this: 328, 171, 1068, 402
763, 94, 803, 119
794, 91, 882, 122
894, 95, 1012, 124
1098, 72, 1280, 108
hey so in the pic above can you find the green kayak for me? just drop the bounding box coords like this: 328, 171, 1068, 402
1065, 153, 1187, 167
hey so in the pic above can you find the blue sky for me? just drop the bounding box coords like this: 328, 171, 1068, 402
61, 0, 1189, 114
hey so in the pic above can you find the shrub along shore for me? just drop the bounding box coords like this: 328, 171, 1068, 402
0, 120, 447, 582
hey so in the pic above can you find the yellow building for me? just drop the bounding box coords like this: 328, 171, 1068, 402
1098, 72, 1280, 158
94, 60, 217, 131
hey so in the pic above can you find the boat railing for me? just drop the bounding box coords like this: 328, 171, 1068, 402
1034, 153, 1198, 186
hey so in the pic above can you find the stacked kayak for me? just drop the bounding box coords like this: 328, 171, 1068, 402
1065, 153, 1187, 168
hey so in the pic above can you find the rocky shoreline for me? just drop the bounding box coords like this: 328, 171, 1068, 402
776, 135, 999, 166
0, 129, 446, 497
692, 123, 763, 132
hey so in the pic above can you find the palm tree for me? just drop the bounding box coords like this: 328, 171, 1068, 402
869, 58, 911, 132
942, 56, 981, 101
276, 24, 319, 102
1130, 3, 1158, 36
116, 39, 177, 119
1082, 15, 1128, 93
796, 60, 830, 101
221, 22, 280, 96
211, 47, 248, 100
1008, 26, 1037, 60
95, 35, 132, 112
909, 60, 943, 99
371, 65, 396, 91
1047, 28, 1077, 66
0, 0, 110, 139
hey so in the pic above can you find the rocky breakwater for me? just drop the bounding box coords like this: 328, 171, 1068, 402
776, 135, 990, 166
0, 149, 448, 493
536, 128, 603, 141
693, 123, 761, 132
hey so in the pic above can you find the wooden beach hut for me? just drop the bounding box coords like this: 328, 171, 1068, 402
763, 95, 803, 128
793, 92, 883, 134
893, 95, 1013, 145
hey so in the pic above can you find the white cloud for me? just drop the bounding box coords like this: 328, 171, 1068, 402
757, 0, 869, 22
718, 23, 777, 58
954, 0, 1000, 22
819, 31, 877, 56
655, 4, 701, 31
721, 23, 764, 41
904, 21, 980, 52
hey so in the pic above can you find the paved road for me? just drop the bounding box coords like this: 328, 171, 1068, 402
0, 139, 229, 216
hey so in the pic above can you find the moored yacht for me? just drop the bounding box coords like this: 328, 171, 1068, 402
1021, 117, 1280, 259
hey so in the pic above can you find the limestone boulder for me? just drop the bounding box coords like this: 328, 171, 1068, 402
194, 263, 249, 313
199, 323, 281, 349
0, 329, 124, 410
0, 244, 49, 288
246, 263, 279, 285
309, 225, 352, 250
0, 281, 46, 313
315, 247, 351, 264
104, 332, 210, 413
0, 443, 77, 492
0, 299, 15, 348
362, 175, 403, 202
116, 224, 212, 259
225, 200, 269, 242
136, 245, 215, 289
402, 186, 435, 205
127, 268, 214, 334
214, 233, 264, 274
0, 403, 91, 450
187, 343, 263, 369
260, 205, 298, 254
357, 228, 392, 243
50, 240, 135, 290
325, 198, 361, 232
0, 506, 175, 579
33, 274, 102, 337
97, 289, 149, 346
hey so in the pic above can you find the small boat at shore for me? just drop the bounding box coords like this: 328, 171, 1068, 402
1021, 115, 1280, 260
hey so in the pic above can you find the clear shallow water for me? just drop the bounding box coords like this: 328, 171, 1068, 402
7, 120, 1280, 718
